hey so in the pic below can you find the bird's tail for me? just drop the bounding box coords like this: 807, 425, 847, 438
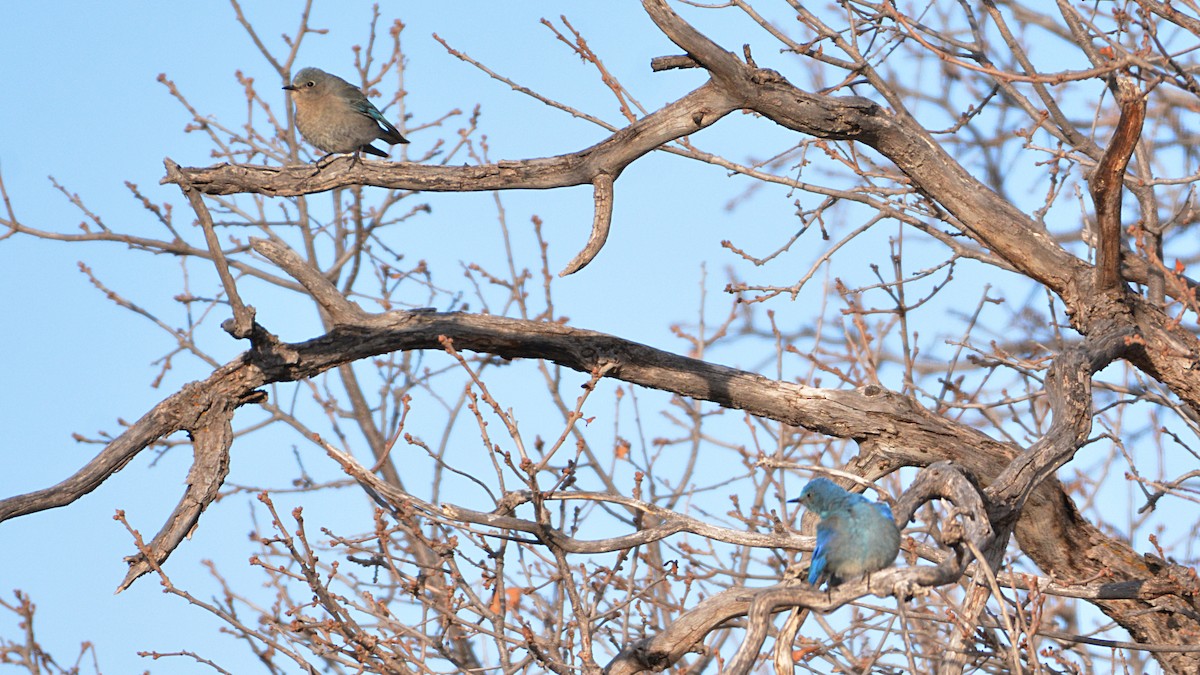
379, 124, 409, 145
361, 144, 390, 158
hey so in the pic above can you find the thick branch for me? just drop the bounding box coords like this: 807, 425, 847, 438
117, 396, 237, 591
640, 0, 1081, 294
165, 82, 736, 274
4, 307, 1197, 649
559, 173, 615, 276
0, 314, 984, 524
988, 328, 1133, 514
0, 379, 261, 523
1090, 77, 1146, 291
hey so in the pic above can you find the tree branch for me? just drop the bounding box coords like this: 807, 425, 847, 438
1091, 77, 1146, 292
163, 83, 739, 274
166, 162, 256, 338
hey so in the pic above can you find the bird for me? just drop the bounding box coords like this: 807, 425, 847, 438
790, 477, 901, 588
283, 67, 408, 162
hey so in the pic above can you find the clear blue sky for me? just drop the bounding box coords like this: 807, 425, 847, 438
0, 3, 1159, 673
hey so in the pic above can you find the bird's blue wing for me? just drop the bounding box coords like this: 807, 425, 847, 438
873, 501, 894, 521
808, 523, 832, 585
352, 99, 403, 137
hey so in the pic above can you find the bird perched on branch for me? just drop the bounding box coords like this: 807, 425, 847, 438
283, 67, 408, 161
791, 477, 901, 588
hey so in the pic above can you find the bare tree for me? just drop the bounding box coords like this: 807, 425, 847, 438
5, 1, 1200, 673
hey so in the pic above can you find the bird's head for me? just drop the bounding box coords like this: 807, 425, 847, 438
283, 68, 332, 98
789, 477, 845, 515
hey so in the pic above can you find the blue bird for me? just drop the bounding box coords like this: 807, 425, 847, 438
790, 477, 901, 588
283, 67, 408, 161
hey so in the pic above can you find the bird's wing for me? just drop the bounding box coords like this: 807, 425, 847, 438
351, 99, 407, 144
808, 522, 834, 585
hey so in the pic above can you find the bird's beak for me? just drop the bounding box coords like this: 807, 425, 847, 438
282, 84, 296, 91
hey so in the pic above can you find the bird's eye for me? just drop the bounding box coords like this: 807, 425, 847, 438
305, 81, 315, 88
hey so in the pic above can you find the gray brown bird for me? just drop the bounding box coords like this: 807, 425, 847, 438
283, 67, 408, 160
